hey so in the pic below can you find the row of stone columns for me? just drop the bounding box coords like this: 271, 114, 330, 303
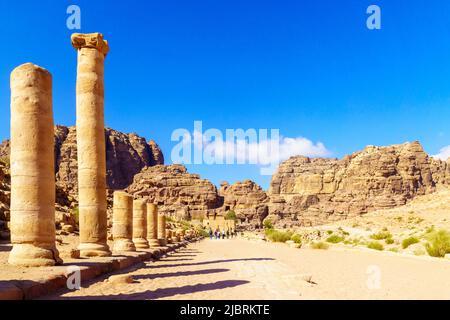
111, 191, 169, 253
7, 32, 174, 266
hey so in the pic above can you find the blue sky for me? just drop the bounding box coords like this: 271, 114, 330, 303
1, 0, 450, 189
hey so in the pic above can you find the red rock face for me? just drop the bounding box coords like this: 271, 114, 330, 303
219, 180, 269, 229
268, 141, 450, 228
126, 164, 222, 220
0, 125, 164, 198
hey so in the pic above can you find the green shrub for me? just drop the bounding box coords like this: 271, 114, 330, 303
385, 238, 395, 245
370, 231, 392, 240
402, 236, 419, 249
263, 219, 273, 230
225, 210, 237, 221
425, 225, 435, 234
290, 233, 302, 245
310, 241, 329, 250
326, 230, 333, 235
266, 229, 293, 243
326, 235, 344, 243
367, 242, 384, 251
425, 230, 450, 258
195, 225, 209, 238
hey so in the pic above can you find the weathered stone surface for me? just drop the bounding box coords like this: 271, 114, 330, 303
268, 141, 450, 227
112, 191, 136, 252
8, 63, 61, 267
219, 180, 269, 229
127, 165, 222, 220
157, 213, 167, 246
132, 199, 149, 249
107, 274, 134, 284
73, 32, 111, 257
146, 203, 160, 247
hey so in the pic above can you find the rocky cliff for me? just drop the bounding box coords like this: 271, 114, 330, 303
219, 180, 269, 229
126, 164, 222, 220
0, 125, 164, 198
268, 141, 450, 228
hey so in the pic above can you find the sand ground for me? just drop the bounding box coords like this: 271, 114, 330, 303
43, 237, 450, 300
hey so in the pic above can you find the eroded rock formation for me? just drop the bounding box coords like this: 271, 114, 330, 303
268, 141, 450, 227
126, 165, 222, 220
219, 180, 269, 229
0, 125, 164, 198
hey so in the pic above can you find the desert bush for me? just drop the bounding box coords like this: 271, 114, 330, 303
402, 236, 419, 249
263, 219, 273, 230
385, 238, 395, 245
425, 225, 435, 234
225, 210, 237, 221
326, 230, 333, 235
425, 230, 450, 258
326, 234, 344, 243
367, 242, 384, 251
194, 225, 209, 238
266, 229, 293, 243
370, 231, 392, 240
290, 233, 302, 245
311, 241, 329, 250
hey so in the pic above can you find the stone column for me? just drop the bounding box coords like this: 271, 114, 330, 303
157, 213, 167, 246
166, 229, 173, 244
112, 191, 136, 252
146, 203, 160, 247
71, 33, 111, 257
8, 63, 62, 267
132, 199, 149, 249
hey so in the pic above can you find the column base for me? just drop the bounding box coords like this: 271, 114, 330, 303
8, 243, 62, 267
78, 242, 112, 257
113, 239, 136, 252
133, 238, 149, 249
158, 239, 167, 246
148, 239, 161, 247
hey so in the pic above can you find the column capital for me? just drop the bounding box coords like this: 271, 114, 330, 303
71, 32, 109, 56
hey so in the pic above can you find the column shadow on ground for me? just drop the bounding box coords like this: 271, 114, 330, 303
133, 268, 230, 280
0, 243, 12, 252
60, 280, 250, 300
146, 258, 275, 269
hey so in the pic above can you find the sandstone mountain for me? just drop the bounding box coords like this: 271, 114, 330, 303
126, 164, 222, 220
0, 125, 164, 198
1, 136, 449, 232
268, 141, 450, 228
219, 180, 269, 229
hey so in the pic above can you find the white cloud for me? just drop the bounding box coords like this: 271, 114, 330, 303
433, 145, 450, 161
193, 129, 331, 167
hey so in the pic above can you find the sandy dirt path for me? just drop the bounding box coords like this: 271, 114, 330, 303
44, 238, 450, 300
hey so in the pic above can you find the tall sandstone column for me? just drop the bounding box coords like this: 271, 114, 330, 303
133, 199, 149, 249
158, 213, 167, 246
72, 33, 111, 257
8, 63, 62, 266
112, 191, 136, 252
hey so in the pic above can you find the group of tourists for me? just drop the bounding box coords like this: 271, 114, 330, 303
208, 228, 236, 240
